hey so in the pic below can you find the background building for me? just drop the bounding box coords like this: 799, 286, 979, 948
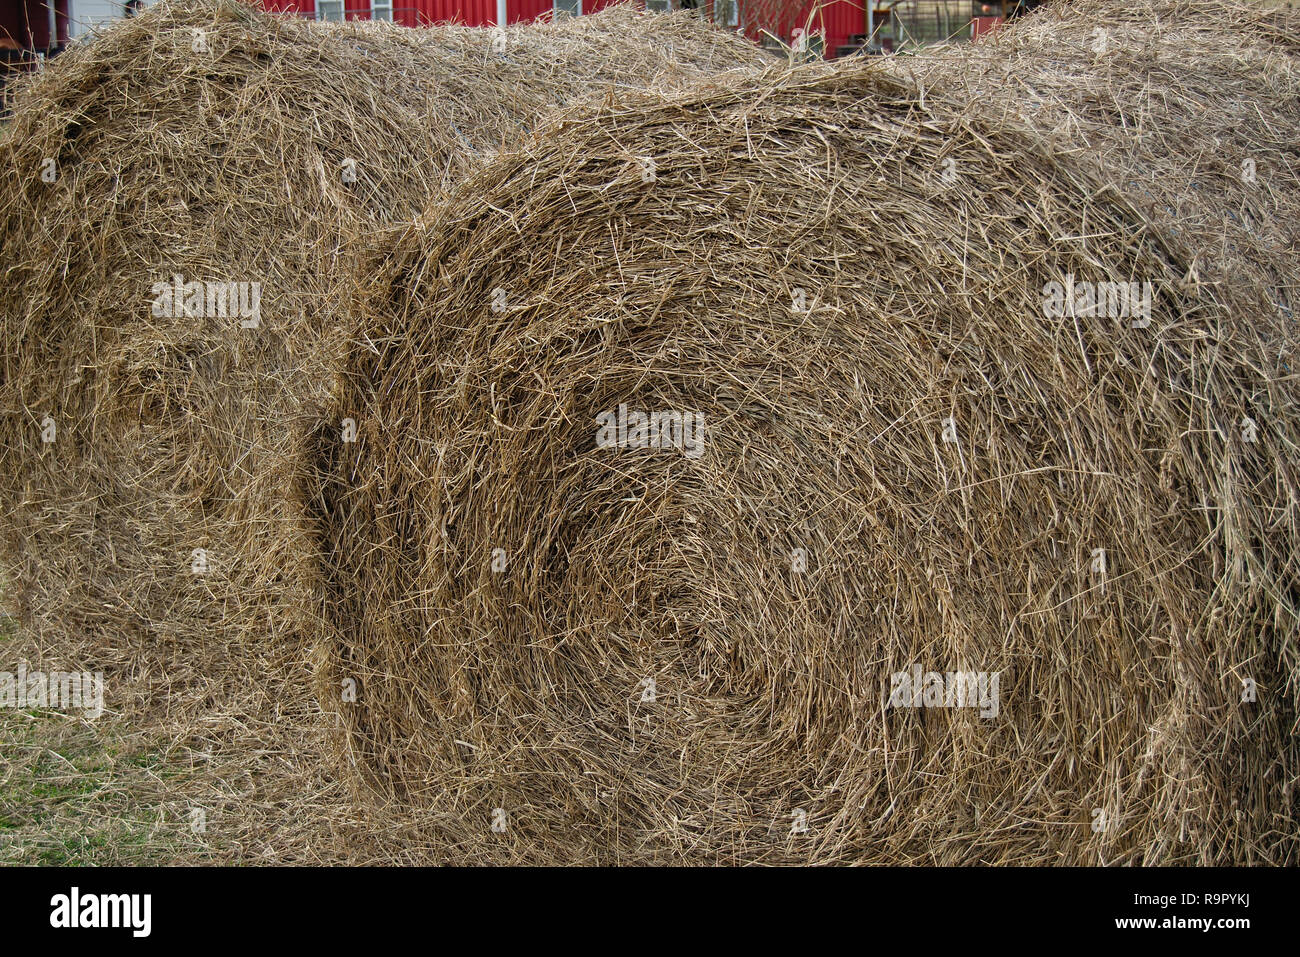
1, 1, 987, 68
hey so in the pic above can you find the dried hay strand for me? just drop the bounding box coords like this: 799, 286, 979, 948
906, 0, 1300, 844
0, 0, 763, 728
912, 0, 1300, 366
311, 54, 1298, 862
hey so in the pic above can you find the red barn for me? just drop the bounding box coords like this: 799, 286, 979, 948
262, 1, 874, 60
263, 1, 663, 28
1, 1, 886, 62
1, 1, 71, 55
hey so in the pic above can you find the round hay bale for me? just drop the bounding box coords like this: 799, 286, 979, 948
311, 59, 1298, 863
0, 0, 764, 722
915, 0, 1300, 356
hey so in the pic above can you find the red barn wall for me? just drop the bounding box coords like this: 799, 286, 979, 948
746, 0, 862, 57
401, 1, 499, 26
0, 2, 35, 48
260, 1, 308, 13
2, 0, 71, 50
257, 1, 864, 58
819, 0, 863, 57
266, 1, 499, 25
507, 0, 621, 25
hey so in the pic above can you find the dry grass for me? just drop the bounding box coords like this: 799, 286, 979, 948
916, 0, 1300, 375
909, 0, 1300, 750
308, 0, 1299, 864
0, 0, 763, 864
3, 0, 1296, 866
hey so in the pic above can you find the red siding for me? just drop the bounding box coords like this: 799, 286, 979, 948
0, 2, 34, 48
263, 1, 720, 31
508, 0, 621, 25
259, 1, 866, 59
744, 0, 863, 58
263, 2, 499, 25
820, 0, 864, 57
1, 0, 69, 50
400, 1, 499, 26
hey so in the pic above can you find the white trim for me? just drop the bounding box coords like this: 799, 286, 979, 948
62, 1, 159, 40
316, 0, 345, 22
712, 0, 740, 27
497, 0, 507, 25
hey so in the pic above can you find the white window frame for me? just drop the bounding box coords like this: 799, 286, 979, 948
371, 0, 394, 20
554, 0, 582, 18
316, 1, 345, 22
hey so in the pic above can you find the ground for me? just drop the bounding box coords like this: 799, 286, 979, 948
0, 612, 217, 864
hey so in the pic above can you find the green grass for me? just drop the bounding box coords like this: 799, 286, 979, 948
0, 708, 213, 865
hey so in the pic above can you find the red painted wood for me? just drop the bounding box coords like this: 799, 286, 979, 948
0, 2, 35, 48
260, 1, 869, 59
742, 0, 862, 58
8, 0, 49, 49
261, 0, 311, 14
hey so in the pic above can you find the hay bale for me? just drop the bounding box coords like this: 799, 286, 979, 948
911, 0, 1300, 824
0, 0, 763, 718
913, 0, 1300, 359
311, 54, 1298, 861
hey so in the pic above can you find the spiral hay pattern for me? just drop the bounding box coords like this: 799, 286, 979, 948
312, 11, 1299, 863
0, 0, 763, 716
